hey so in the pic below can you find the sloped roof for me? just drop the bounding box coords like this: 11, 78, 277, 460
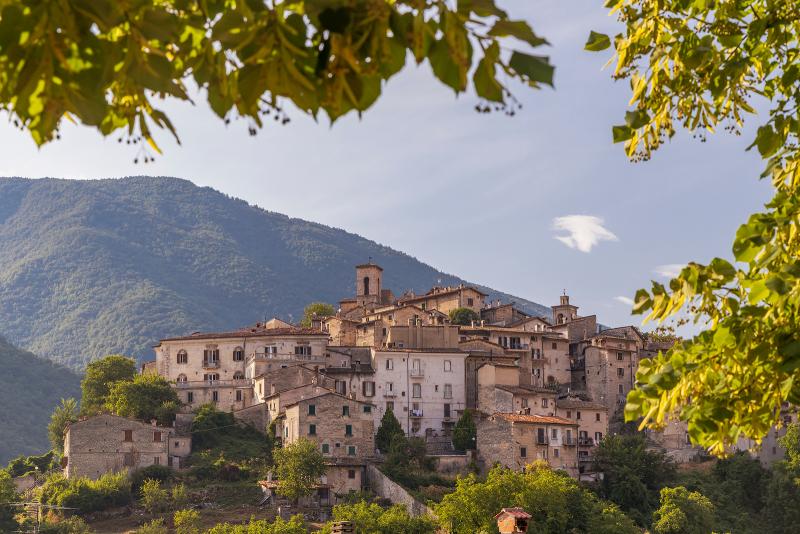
159, 325, 327, 342
493, 413, 576, 426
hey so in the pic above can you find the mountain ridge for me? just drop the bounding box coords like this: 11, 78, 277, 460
0, 176, 550, 370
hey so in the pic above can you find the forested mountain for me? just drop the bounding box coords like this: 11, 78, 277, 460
0, 176, 549, 370
0, 335, 80, 463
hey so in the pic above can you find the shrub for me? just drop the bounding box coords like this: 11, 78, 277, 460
140, 479, 169, 514
134, 519, 168, 534
320, 502, 436, 534
39, 515, 93, 533
171, 483, 189, 510
205, 515, 306, 534
39, 472, 131, 515
174, 509, 201, 534
451, 410, 476, 451
130, 465, 174, 493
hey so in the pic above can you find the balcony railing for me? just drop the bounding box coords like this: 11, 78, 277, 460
175, 379, 253, 388
536, 437, 549, 445
563, 437, 577, 446
383, 391, 397, 398
410, 368, 424, 378
410, 409, 424, 418
578, 437, 595, 447
248, 352, 321, 363
202, 360, 220, 369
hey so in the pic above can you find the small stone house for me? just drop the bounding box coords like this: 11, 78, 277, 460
63, 414, 191, 480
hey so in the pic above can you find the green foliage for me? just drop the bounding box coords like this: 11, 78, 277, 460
591, 434, 675, 526
174, 509, 201, 534
319, 501, 436, 534
39, 516, 94, 534
778, 422, 800, 471
106, 373, 180, 425
434, 462, 639, 534
171, 483, 189, 510
375, 408, 404, 454
134, 519, 168, 534
763, 462, 800, 534
652, 486, 714, 534
381, 434, 449, 498
191, 404, 238, 450
0, 0, 549, 150
299, 302, 335, 327
39, 471, 131, 514
130, 465, 174, 493
448, 307, 479, 326
140, 479, 169, 514
451, 409, 477, 451
205, 514, 306, 534
5, 450, 58, 477
585, 0, 800, 451
49, 398, 79, 454
0, 470, 18, 531
80, 355, 137, 415
0, 335, 80, 464
273, 438, 326, 503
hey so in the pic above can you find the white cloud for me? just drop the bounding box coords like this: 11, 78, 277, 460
552, 215, 618, 253
614, 296, 634, 306
653, 263, 686, 278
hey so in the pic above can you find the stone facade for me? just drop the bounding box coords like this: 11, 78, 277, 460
64, 414, 190, 480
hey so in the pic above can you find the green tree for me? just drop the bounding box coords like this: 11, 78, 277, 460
173, 509, 201, 534
319, 501, 436, 534
80, 355, 136, 415
273, 438, 326, 503
451, 409, 477, 451
299, 302, 335, 328
652, 486, 714, 534
0, 470, 18, 532
140, 479, 169, 515
48, 397, 79, 454
434, 462, 639, 534
778, 422, 800, 471
763, 462, 800, 534
584, 0, 800, 452
0, 1, 551, 152
134, 519, 168, 534
591, 434, 675, 526
448, 307, 479, 326
106, 373, 180, 425
375, 408, 404, 454
205, 515, 306, 534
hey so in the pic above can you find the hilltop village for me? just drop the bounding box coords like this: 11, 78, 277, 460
62, 263, 692, 506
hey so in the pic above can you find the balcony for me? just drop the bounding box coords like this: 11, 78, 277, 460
536, 437, 549, 446
410, 409, 424, 418
202, 360, 220, 369
578, 437, 595, 447
176, 379, 253, 389
410, 367, 424, 378
383, 391, 397, 398
563, 437, 577, 446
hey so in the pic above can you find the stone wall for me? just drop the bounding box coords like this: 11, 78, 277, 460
233, 402, 268, 433
365, 464, 434, 518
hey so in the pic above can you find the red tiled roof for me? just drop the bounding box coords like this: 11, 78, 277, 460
494, 507, 532, 520
159, 326, 328, 342
398, 286, 488, 303
493, 413, 577, 425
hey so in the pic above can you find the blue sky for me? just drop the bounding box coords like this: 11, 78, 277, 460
0, 1, 772, 331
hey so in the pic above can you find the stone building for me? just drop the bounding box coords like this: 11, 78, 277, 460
477, 363, 558, 415
63, 414, 190, 479
476, 413, 579, 477
554, 397, 608, 477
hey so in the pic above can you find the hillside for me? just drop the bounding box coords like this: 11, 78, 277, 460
0, 335, 81, 463
0, 176, 550, 369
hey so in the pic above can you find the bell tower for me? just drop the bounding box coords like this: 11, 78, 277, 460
355, 261, 382, 307
552, 291, 579, 325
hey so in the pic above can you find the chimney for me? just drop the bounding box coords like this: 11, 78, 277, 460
494, 508, 531, 534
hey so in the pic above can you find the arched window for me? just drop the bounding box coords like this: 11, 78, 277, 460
233, 371, 245, 380
557, 313, 564, 324
177, 374, 188, 383
177, 350, 188, 364
547, 375, 556, 385
363, 276, 370, 295
233, 347, 244, 361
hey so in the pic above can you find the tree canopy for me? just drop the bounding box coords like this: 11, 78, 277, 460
451, 409, 477, 451
0, 0, 552, 155
375, 407, 404, 453
585, 0, 800, 453
48, 397, 79, 454
80, 355, 137, 415
448, 307, 479, 326
273, 437, 326, 503
299, 301, 335, 327
652, 486, 715, 534
105, 373, 181, 425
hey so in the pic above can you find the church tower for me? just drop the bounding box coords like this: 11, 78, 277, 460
356, 262, 382, 307
552, 293, 579, 325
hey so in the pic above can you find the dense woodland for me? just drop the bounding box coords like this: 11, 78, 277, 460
0, 177, 548, 371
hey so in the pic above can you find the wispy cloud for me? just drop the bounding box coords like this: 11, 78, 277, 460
614, 295, 634, 306
552, 215, 618, 253
653, 263, 686, 278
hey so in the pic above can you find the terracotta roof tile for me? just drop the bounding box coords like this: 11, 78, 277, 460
160, 325, 327, 342
493, 412, 577, 425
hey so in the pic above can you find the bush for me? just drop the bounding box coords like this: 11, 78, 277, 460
6, 450, 59, 477
134, 519, 168, 534
39, 516, 93, 533
171, 483, 189, 510
140, 479, 169, 514
174, 509, 201, 534
320, 502, 436, 534
205, 515, 306, 534
130, 465, 174, 493
451, 410, 476, 451
39, 472, 131, 515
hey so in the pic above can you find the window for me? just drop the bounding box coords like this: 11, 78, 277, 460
204, 373, 219, 382
537, 428, 546, 444
412, 383, 421, 398
363, 381, 375, 397
386, 401, 394, 412
335, 380, 347, 395
177, 350, 188, 364
348, 469, 356, 479
386, 382, 394, 393
551, 428, 558, 439
345, 424, 353, 437
552, 342, 557, 349
236, 390, 243, 401
386, 359, 394, 370
363, 276, 370, 295
566, 410, 572, 418
520, 447, 527, 458
541, 398, 549, 408
576, 411, 581, 420
233, 371, 245, 380
521, 398, 528, 408
203, 348, 220, 363
443, 384, 452, 399
342, 405, 350, 417
617, 368, 624, 377
153, 431, 161, 442
233, 347, 244, 361
618, 384, 624, 394
467, 297, 474, 306
421, 303, 426, 310
348, 446, 356, 456
154, 456, 161, 465
212, 391, 218, 402
322, 443, 330, 454
265, 345, 277, 355
595, 413, 601, 422
617, 351, 623, 361
444, 360, 452, 372
444, 404, 451, 418
123, 453, 134, 466
308, 404, 316, 416
294, 345, 312, 356
595, 432, 603, 442
309, 424, 317, 435
363, 405, 372, 414
187, 392, 194, 403
123, 430, 133, 442
554, 448, 559, 458
177, 374, 187, 383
